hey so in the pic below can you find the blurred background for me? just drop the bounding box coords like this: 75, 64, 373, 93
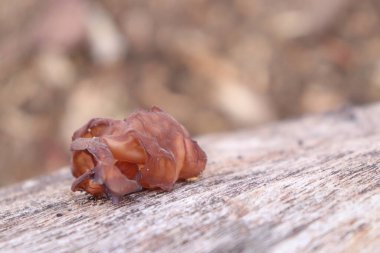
1, 0, 380, 187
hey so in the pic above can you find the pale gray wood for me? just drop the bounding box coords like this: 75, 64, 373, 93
1, 104, 380, 253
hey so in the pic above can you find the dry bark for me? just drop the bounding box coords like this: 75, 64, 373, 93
1, 104, 380, 253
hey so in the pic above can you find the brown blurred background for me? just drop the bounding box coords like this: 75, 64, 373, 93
1, 0, 380, 187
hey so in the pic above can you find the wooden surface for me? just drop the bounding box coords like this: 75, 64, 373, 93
1, 104, 380, 253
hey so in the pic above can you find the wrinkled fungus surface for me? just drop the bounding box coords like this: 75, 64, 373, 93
70, 106, 207, 203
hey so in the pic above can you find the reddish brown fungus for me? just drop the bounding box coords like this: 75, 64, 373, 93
70, 106, 207, 203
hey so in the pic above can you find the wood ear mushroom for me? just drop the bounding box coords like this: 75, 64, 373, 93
70, 106, 207, 203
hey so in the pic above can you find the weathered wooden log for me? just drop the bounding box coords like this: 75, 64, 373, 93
1, 104, 380, 253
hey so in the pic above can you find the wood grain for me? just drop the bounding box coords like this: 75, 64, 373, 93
1, 104, 380, 253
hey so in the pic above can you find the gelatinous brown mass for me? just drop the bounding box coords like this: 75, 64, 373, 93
70, 106, 207, 203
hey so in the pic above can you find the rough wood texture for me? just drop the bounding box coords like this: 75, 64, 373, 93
1, 104, 380, 253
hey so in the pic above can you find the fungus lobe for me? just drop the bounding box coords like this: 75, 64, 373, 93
70, 106, 207, 203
